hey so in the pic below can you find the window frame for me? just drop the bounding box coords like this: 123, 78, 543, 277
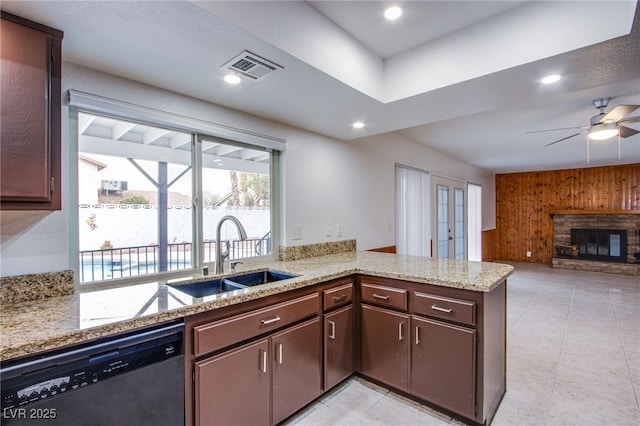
69, 95, 281, 288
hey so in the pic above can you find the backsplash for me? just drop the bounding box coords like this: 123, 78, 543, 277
278, 239, 356, 261
0, 270, 74, 304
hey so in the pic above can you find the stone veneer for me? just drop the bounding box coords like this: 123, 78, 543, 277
552, 213, 640, 276
0, 270, 75, 304
278, 239, 357, 261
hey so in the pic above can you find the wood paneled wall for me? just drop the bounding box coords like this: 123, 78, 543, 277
494, 164, 640, 264
482, 230, 495, 262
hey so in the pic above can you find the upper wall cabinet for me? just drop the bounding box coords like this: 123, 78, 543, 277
0, 12, 63, 210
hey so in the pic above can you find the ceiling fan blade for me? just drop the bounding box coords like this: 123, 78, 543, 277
618, 115, 640, 124
526, 126, 588, 134
601, 105, 640, 123
619, 125, 640, 138
544, 132, 584, 147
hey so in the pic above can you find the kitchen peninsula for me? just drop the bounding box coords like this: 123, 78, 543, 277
1, 250, 513, 425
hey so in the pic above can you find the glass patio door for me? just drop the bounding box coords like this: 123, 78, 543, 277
433, 176, 466, 259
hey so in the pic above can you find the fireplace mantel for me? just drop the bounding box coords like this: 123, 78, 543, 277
551, 209, 640, 215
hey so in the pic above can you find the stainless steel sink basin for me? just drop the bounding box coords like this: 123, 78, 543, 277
168, 270, 298, 297
168, 278, 245, 298
223, 270, 298, 288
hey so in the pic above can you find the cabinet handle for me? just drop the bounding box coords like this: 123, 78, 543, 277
277, 343, 284, 365
431, 305, 453, 313
260, 316, 281, 325
373, 293, 389, 300
398, 322, 404, 341
332, 294, 347, 303
328, 320, 336, 339
259, 350, 267, 373
415, 326, 420, 345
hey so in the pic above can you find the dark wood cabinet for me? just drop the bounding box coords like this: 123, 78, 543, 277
0, 12, 62, 210
410, 316, 477, 419
323, 280, 354, 391
358, 276, 505, 425
271, 318, 322, 425
195, 318, 321, 426
324, 305, 354, 390
195, 338, 270, 426
186, 275, 506, 426
360, 304, 410, 391
188, 293, 322, 426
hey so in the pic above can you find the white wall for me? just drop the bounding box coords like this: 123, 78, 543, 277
282, 128, 495, 249
0, 63, 495, 277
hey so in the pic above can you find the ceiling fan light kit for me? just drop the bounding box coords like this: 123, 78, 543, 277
528, 96, 640, 163
588, 122, 619, 140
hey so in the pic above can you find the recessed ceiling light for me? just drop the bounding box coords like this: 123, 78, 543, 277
224, 74, 242, 85
352, 121, 365, 129
384, 6, 402, 20
541, 74, 561, 84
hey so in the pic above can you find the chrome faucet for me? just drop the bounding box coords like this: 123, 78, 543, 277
215, 215, 248, 274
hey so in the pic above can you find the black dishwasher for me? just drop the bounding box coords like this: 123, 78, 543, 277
1, 321, 184, 426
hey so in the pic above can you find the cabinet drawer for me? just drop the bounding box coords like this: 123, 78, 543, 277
413, 292, 475, 326
194, 293, 320, 357
323, 282, 353, 311
361, 283, 407, 311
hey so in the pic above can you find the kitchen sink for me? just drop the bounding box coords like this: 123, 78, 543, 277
167, 278, 245, 298
168, 270, 298, 298
223, 270, 298, 288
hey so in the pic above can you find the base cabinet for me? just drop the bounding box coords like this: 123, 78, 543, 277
324, 305, 354, 390
195, 318, 321, 426
411, 316, 477, 419
271, 318, 322, 425
188, 276, 506, 426
360, 304, 409, 392
195, 338, 270, 426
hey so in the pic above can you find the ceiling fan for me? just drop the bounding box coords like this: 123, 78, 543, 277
527, 97, 640, 162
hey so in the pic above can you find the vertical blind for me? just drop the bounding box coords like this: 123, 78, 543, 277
395, 164, 431, 257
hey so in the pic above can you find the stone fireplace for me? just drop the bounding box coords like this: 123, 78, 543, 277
551, 211, 639, 275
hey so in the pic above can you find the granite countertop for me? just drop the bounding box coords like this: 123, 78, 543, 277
0, 251, 514, 362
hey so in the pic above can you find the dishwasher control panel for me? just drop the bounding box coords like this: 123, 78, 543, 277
1, 323, 183, 414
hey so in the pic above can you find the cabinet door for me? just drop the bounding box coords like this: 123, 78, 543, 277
195, 338, 270, 426
411, 316, 476, 419
360, 304, 409, 391
271, 317, 322, 425
1, 15, 61, 209
324, 305, 354, 390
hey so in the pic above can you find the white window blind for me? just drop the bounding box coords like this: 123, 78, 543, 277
395, 164, 431, 257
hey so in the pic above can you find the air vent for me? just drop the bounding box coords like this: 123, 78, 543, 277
222, 51, 283, 80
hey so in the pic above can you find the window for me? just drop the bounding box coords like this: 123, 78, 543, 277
454, 188, 465, 260
199, 136, 272, 265
77, 113, 274, 284
467, 183, 482, 261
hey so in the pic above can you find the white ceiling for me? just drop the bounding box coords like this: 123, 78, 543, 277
2, 0, 639, 173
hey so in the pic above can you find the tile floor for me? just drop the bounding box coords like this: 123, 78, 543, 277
284, 262, 640, 425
